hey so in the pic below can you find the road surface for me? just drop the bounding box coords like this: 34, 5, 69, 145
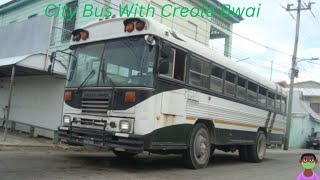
0, 149, 319, 180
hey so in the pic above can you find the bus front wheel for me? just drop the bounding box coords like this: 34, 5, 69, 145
183, 123, 211, 169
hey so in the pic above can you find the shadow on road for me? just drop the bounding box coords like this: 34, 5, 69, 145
60, 151, 274, 172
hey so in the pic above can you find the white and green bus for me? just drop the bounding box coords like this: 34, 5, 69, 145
51, 17, 287, 169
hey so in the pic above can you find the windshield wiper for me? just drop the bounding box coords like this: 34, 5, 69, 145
100, 69, 119, 93
76, 70, 95, 93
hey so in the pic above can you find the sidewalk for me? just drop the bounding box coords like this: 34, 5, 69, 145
0, 128, 103, 152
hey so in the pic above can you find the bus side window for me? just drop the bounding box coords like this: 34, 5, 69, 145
267, 92, 275, 110
225, 71, 236, 96
160, 48, 186, 81
189, 57, 210, 88
210, 65, 224, 92
237, 76, 247, 100
160, 48, 175, 78
276, 94, 281, 112
281, 97, 287, 114
258, 87, 267, 106
248, 81, 257, 103
173, 49, 186, 81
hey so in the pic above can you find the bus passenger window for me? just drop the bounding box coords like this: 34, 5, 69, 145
248, 81, 257, 103
225, 71, 236, 96
276, 95, 281, 112
237, 76, 247, 100
160, 48, 175, 77
258, 87, 267, 106
281, 97, 287, 113
189, 57, 210, 88
173, 49, 186, 81
160, 48, 186, 81
267, 92, 275, 109
210, 65, 224, 92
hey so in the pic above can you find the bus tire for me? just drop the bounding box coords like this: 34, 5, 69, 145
247, 131, 267, 163
238, 145, 248, 162
112, 150, 137, 159
183, 123, 211, 169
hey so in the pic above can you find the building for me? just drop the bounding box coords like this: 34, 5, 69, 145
288, 81, 320, 148
0, 0, 242, 139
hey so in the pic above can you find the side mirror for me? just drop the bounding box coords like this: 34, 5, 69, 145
48, 52, 56, 74
159, 59, 169, 74
161, 42, 171, 58
50, 52, 56, 63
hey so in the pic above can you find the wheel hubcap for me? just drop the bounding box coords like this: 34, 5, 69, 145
194, 131, 209, 164
257, 134, 266, 160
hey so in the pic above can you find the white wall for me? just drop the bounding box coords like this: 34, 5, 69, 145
0, 75, 65, 138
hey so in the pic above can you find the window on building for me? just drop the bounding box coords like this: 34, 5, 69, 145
267, 92, 275, 110
258, 87, 267, 106
248, 81, 258, 103
160, 48, 186, 81
225, 71, 236, 96
28, 14, 37, 19
237, 76, 247, 100
49, 8, 58, 45
310, 103, 320, 113
210, 65, 224, 92
189, 57, 210, 88
186, 21, 197, 40
150, 1, 162, 23
62, 0, 78, 42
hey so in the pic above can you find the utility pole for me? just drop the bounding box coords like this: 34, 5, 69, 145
284, 0, 315, 150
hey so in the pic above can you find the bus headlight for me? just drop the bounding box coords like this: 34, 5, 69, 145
63, 115, 71, 124
119, 120, 131, 132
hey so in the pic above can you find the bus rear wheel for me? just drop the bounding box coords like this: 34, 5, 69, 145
247, 131, 267, 163
112, 150, 137, 159
183, 123, 211, 169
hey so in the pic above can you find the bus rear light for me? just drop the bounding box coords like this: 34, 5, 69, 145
64, 91, 72, 101
136, 21, 146, 31
125, 92, 136, 103
125, 23, 135, 32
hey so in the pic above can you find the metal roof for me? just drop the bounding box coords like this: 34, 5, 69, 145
0, 54, 67, 77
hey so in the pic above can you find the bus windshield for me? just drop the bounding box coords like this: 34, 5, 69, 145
66, 36, 156, 88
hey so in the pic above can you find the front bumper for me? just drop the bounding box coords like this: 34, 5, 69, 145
58, 125, 145, 153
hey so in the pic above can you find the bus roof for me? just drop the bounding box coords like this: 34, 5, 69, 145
72, 17, 284, 95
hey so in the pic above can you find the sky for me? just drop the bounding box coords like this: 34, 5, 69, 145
0, 0, 319, 83
213, 0, 320, 84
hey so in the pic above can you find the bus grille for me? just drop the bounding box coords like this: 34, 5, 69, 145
81, 97, 110, 116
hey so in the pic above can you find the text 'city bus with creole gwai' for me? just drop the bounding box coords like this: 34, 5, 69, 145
51, 17, 287, 169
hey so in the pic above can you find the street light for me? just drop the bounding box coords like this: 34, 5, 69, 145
297, 57, 319, 62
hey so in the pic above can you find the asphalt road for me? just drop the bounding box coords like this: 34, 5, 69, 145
0, 149, 319, 180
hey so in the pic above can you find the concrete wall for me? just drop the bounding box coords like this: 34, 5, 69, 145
289, 115, 320, 148
289, 91, 320, 148
0, 75, 65, 138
